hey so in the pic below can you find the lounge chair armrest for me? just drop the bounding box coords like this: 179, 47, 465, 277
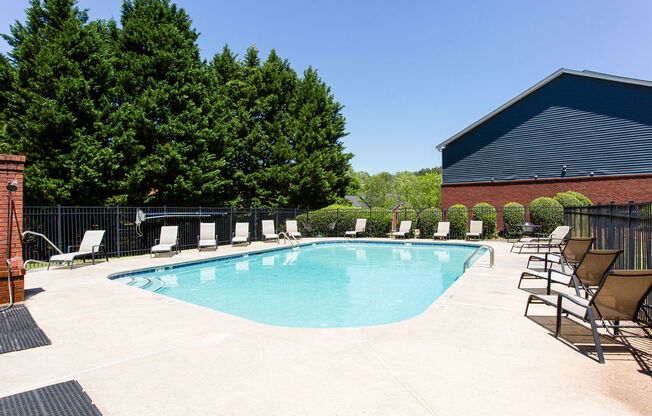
91, 244, 102, 254
531, 237, 552, 243
154, 238, 160, 245
549, 269, 573, 279
67, 244, 80, 252
558, 293, 587, 307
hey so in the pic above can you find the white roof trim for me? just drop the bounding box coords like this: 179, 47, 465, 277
436, 68, 652, 151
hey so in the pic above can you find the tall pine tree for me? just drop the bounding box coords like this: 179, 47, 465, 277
287, 67, 352, 207
1, 0, 352, 208
2, 0, 117, 204
110, 0, 228, 205
208, 46, 352, 207
0, 55, 15, 144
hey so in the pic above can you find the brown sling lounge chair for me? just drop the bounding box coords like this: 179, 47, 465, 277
526, 237, 595, 272
525, 270, 652, 363
518, 249, 621, 295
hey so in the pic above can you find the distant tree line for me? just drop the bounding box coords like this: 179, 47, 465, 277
0, 0, 352, 207
347, 168, 442, 209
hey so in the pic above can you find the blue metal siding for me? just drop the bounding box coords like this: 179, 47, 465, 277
442, 74, 652, 184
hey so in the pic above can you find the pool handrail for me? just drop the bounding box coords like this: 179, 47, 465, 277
279, 232, 299, 248
22, 231, 64, 268
463, 245, 494, 271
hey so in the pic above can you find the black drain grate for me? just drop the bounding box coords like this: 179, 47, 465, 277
0, 380, 102, 416
0, 304, 51, 354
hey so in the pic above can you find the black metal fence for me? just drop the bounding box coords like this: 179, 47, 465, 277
21, 204, 564, 264
22, 206, 310, 264
564, 201, 652, 323
22, 202, 650, 267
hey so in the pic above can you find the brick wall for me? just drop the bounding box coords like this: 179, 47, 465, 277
0, 154, 26, 305
441, 174, 652, 209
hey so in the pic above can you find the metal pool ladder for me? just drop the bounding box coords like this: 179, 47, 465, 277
279, 232, 299, 248
463, 245, 494, 272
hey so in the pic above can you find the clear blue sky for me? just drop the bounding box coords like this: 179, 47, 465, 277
1, 0, 651, 174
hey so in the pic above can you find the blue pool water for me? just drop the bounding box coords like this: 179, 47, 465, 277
112, 242, 480, 328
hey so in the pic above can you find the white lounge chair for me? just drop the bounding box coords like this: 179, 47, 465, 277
345, 218, 367, 237
232, 222, 250, 245
511, 225, 570, 253
466, 221, 483, 240
286, 220, 301, 239
262, 220, 279, 242
151, 226, 179, 257
392, 221, 412, 238
433, 222, 450, 239
197, 222, 217, 251
48, 230, 106, 270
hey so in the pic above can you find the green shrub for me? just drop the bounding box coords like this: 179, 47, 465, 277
418, 208, 443, 237
554, 192, 581, 207
529, 197, 564, 234
447, 204, 468, 238
367, 209, 393, 236
296, 206, 392, 237
503, 202, 525, 228
472, 203, 496, 237
562, 190, 592, 206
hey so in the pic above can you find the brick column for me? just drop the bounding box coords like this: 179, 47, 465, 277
0, 154, 26, 305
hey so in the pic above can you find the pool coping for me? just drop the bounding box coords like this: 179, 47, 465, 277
106, 239, 488, 281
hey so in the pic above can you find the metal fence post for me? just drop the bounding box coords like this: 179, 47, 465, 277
609, 201, 614, 250
57, 204, 62, 249
628, 200, 634, 269
230, 207, 233, 242
481, 206, 484, 238
336, 208, 339, 237
116, 205, 120, 258
254, 207, 257, 241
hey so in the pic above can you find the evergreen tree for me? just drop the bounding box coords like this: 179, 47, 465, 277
0, 54, 15, 143
110, 0, 227, 205
209, 46, 352, 208
1, 0, 353, 208
1, 0, 117, 204
288, 67, 352, 207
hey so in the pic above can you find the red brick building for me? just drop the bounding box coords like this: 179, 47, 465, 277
437, 69, 652, 208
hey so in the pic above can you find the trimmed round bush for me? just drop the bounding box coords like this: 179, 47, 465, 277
296, 206, 392, 237
554, 192, 581, 207
529, 197, 564, 234
472, 203, 496, 237
503, 202, 525, 229
418, 208, 443, 237
447, 204, 468, 238
563, 190, 592, 206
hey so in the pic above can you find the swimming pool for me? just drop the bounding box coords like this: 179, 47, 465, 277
111, 242, 482, 328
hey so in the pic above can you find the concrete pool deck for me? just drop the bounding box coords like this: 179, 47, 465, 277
1, 239, 650, 415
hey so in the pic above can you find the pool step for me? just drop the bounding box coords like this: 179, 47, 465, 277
129, 276, 151, 289
148, 278, 166, 292
112, 277, 133, 285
